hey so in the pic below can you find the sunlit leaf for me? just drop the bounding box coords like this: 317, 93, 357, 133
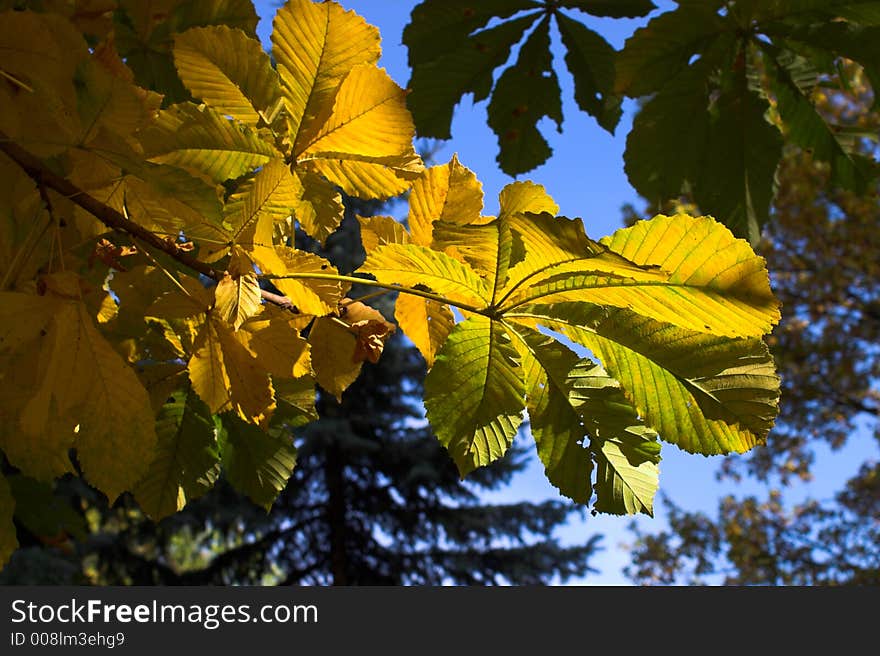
504, 214, 780, 338
240, 306, 311, 380
523, 303, 779, 455
139, 103, 279, 184
357, 215, 410, 255
567, 359, 661, 515
503, 211, 602, 297
213, 247, 262, 330
304, 151, 422, 200
174, 25, 283, 127
272, 0, 380, 145
188, 315, 274, 423
394, 294, 454, 368
297, 65, 421, 198
431, 219, 511, 286
362, 243, 491, 308
508, 325, 593, 503
298, 65, 414, 160
256, 247, 346, 316
594, 433, 660, 516
424, 316, 524, 476
498, 180, 559, 218
218, 158, 302, 258
406, 155, 484, 246
291, 170, 345, 245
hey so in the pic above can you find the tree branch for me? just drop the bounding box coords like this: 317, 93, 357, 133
836, 396, 879, 417
0, 132, 219, 280
0, 133, 488, 318
0, 132, 302, 311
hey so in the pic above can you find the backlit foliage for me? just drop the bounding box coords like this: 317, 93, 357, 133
0, 0, 779, 569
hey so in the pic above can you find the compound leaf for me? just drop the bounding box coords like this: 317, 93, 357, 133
487, 17, 563, 175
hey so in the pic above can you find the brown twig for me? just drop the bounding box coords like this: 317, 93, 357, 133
0, 131, 298, 310
0, 132, 218, 279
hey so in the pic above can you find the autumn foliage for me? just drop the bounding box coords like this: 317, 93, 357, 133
0, 0, 783, 569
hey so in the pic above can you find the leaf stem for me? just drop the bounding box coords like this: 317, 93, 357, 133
260, 272, 490, 316
0, 70, 34, 93
352, 289, 391, 304
493, 256, 587, 310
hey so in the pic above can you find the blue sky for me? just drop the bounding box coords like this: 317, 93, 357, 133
253, 0, 874, 584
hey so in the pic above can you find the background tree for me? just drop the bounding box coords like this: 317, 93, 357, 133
402, 0, 880, 243
624, 67, 880, 585
1, 201, 600, 586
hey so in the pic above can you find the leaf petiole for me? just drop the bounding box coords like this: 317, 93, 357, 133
259, 271, 491, 317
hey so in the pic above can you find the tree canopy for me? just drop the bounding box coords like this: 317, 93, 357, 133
404, 0, 880, 243
3, 0, 877, 577
625, 68, 880, 584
